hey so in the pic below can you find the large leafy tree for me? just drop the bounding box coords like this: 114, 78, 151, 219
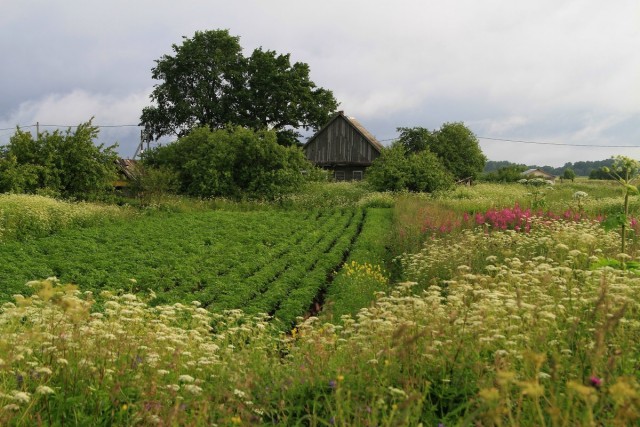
0, 120, 118, 199
397, 122, 486, 180
140, 30, 338, 145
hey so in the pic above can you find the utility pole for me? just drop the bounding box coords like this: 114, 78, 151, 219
36, 122, 39, 141
134, 129, 152, 159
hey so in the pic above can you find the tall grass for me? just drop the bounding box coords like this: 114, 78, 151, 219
0, 194, 130, 242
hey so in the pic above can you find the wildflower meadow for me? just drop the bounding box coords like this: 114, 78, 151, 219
2, 179, 640, 425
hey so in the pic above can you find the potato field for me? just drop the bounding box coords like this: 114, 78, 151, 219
1, 207, 370, 328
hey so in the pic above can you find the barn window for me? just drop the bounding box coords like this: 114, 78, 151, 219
334, 171, 346, 181
352, 170, 363, 181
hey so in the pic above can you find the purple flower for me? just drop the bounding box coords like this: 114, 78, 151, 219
589, 376, 603, 389
329, 380, 337, 389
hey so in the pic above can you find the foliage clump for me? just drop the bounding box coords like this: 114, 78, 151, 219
482, 164, 527, 182
0, 120, 118, 199
143, 126, 315, 200
366, 143, 453, 193
396, 122, 487, 181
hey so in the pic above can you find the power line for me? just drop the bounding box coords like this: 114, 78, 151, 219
39, 124, 140, 128
0, 125, 36, 131
478, 136, 640, 148
377, 135, 640, 148
0, 124, 140, 131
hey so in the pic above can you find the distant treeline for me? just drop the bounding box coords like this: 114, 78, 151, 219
484, 159, 615, 177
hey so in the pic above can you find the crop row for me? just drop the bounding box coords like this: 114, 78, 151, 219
325, 208, 394, 319
0, 208, 364, 326
248, 209, 363, 326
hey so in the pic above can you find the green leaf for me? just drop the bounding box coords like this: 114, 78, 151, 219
602, 213, 627, 231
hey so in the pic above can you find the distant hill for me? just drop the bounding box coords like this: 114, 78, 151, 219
484, 159, 615, 177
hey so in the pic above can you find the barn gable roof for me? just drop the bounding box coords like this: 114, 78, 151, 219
115, 158, 140, 180
523, 168, 556, 180
305, 111, 384, 152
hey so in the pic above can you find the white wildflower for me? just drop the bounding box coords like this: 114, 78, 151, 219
388, 387, 408, 399
183, 384, 203, 394
36, 366, 53, 375
12, 391, 31, 403
178, 374, 194, 383
36, 385, 55, 395
3, 404, 20, 411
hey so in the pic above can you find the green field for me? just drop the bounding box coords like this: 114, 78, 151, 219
1, 207, 372, 328
3, 182, 640, 425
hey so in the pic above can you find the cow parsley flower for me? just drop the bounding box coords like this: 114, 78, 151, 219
178, 374, 194, 383
12, 391, 31, 403
36, 385, 55, 395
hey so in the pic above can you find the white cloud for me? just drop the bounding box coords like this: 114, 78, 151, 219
0, 89, 151, 156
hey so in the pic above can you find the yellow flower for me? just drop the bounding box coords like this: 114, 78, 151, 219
519, 380, 544, 398
478, 387, 500, 403
609, 377, 639, 406
567, 381, 598, 405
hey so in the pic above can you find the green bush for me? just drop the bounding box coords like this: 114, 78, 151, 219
481, 165, 527, 183
143, 126, 313, 200
366, 144, 453, 193
0, 120, 118, 199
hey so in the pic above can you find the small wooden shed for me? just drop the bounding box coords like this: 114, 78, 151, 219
303, 111, 383, 181
522, 168, 556, 182
113, 158, 140, 189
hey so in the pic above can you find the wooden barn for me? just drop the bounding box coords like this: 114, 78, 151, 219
304, 111, 383, 181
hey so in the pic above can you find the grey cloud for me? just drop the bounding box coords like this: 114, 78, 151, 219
2, 0, 639, 166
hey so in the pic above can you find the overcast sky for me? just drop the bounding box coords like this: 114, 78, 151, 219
1, 1, 639, 167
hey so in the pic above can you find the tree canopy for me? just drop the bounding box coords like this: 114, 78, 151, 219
142, 126, 314, 200
562, 168, 576, 182
140, 30, 338, 146
0, 120, 118, 199
366, 143, 453, 193
397, 122, 486, 181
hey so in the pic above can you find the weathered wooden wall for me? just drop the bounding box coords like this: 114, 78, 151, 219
305, 116, 379, 166
330, 165, 366, 181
